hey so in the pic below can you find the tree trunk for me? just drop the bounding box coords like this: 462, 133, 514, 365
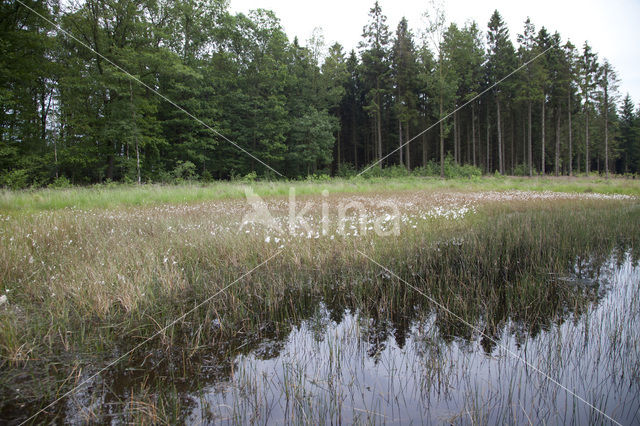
528, 101, 533, 176
486, 107, 490, 174
422, 127, 428, 167
604, 66, 609, 179
457, 114, 462, 164
107, 153, 114, 181
352, 111, 358, 169
585, 107, 590, 174
541, 95, 545, 175
336, 128, 341, 171
398, 119, 403, 167
568, 92, 572, 176
440, 95, 444, 178
55, 120, 61, 179
54, 138, 58, 179
130, 81, 141, 184
555, 105, 560, 176
39, 88, 52, 149
497, 97, 503, 174
370, 119, 375, 164
376, 85, 382, 163
466, 122, 471, 165
453, 111, 458, 164
136, 140, 141, 184
522, 113, 526, 171
510, 116, 514, 175
472, 103, 477, 167
405, 121, 410, 170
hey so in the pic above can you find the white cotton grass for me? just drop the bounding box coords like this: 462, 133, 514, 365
0, 187, 633, 319
244, 189, 634, 245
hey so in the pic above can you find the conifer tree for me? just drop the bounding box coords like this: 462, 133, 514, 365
599, 60, 619, 178
359, 1, 391, 164
580, 42, 600, 174
392, 17, 419, 169
487, 10, 516, 174
516, 17, 544, 176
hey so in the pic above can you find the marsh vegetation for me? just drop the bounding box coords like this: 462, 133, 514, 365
0, 180, 638, 424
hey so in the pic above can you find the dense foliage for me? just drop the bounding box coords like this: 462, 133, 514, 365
1, 0, 639, 186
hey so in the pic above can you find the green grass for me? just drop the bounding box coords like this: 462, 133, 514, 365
1, 175, 639, 212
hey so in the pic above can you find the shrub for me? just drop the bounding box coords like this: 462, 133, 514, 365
172, 161, 197, 181
456, 164, 482, 178
443, 155, 482, 178
336, 163, 356, 178
48, 176, 72, 189
201, 170, 213, 182
241, 171, 258, 183
412, 162, 439, 177
305, 173, 331, 182
0, 169, 30, 189
405, 157, 482, 178
376, 165, 409, 178
513, 163, 528, 176
358, 162, 383, 178
156, 170, 174, 184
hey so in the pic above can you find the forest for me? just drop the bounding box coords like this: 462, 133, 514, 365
1, 0, 640, 187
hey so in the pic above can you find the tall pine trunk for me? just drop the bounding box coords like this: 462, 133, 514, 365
510, 117, 515, 175
440, 95, 444, 178
555, 105, 560, 176
54, 123, 59, 179
522, 113, 526, 170
376, 82, 382, 164
541, 95, 545, 175
372, 119, 376, 163
422, 129, 428, 167
352, 111, 358, 169
336, 130, 341, 171
398, 119, 403, 167
585, 107, 590, 174
568, 92, 572, 176
457, 115, 461, 164
466, 122, 471, 165
497, 97, 503, 174
453, 111, 458, 164
486, 107, 490, 173
472, 103, 477, 166
405, 121, 410, 170
604, 66, 609, 179
528, 101, 533, 176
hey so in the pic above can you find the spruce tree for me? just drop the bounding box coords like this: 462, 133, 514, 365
580, 42, 600, 174
487, 10, 516, 175
392, 17, 419, 169
359, 1, 391, 165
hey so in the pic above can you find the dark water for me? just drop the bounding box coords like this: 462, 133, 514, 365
181, 255, 640, 424
9, 252, 640, 425
182, 254, 640, 424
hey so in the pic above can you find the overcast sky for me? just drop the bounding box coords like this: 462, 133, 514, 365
229, 0, 639, 106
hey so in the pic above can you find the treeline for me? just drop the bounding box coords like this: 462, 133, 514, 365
1, 0, 640, 187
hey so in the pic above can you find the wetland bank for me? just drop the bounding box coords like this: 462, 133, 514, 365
0, 179, 639, 424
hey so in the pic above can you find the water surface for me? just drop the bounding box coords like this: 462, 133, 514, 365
179, 253, 640, 424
